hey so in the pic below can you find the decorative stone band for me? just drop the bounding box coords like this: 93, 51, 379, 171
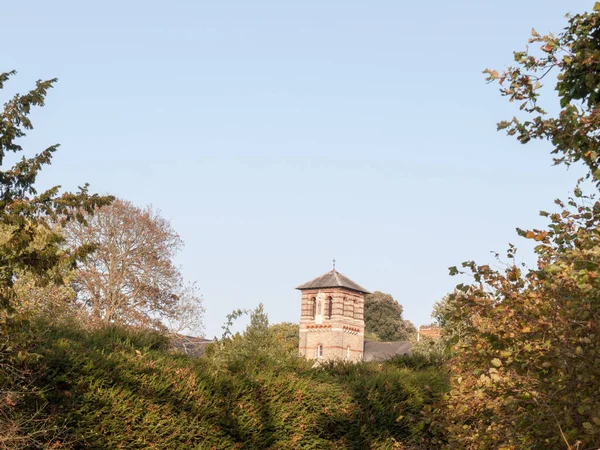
305, 345, 363, 353
301, 324, 362, 333
305, 324, 333, 330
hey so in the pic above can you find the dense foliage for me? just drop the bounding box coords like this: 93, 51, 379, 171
2, 317, 448, 449
439, 194, 600, 448
433, 4, 600, 448
431, 290, 469, 344
364, 291, 416, 342
0, 71, 112, 311
268, 321, 299, 354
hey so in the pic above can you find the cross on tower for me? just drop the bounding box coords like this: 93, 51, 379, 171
333, 258, 336, 270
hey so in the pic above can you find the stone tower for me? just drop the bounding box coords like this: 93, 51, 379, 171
296, 268, 370, 362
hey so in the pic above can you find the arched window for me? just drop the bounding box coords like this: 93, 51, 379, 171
317, 344, 323, 358
346, 346, 351, 360
317, 300, 322, 315
342, 297, 346, 316
352, 299, 357, 319
327, 297, 333, 319
311, 297, 316, 318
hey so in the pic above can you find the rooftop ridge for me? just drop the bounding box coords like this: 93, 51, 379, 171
296, 269, 370, 294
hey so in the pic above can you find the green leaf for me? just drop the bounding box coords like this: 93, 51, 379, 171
594, 2, 600, 11
574, 260, 599, 271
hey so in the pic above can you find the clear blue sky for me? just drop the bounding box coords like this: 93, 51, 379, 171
3, 0, 592, 337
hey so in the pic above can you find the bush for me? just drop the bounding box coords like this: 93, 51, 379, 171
393, 338, 448, 371
436, 196, 600, 449
2, 316, 448, 449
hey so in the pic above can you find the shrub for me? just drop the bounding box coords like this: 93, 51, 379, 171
437, 196, 600, 449
2, 316, 448, 449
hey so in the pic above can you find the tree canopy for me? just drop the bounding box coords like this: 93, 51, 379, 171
431, 289, 469, 344
436, 5, 600, 448
364, 291, 415, 342
0, 71, 112, 311
64, 199, 203, 332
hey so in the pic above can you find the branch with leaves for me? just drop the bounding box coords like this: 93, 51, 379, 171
484, 4, 600, 184
0, 71, 113, 311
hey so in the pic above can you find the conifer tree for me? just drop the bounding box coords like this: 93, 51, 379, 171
0, 71, 112, 310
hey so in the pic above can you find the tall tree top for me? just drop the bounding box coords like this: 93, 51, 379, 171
0, 71, 112, 310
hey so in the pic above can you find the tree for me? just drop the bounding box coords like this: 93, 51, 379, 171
208, 305, 301, 372
0, 71, 111, 311
0, 222, 76, 319
483, 3, 600, 184
431, 289, 469, 343
440, 195, 600, 448
435, 6, 600, 447
0, 71, 111, 449
364, 291, 415, 341
63, 199, 203, 332
269, 322, 299, 354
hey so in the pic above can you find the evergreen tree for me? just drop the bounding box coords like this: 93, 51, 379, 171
0, 71, 112, 310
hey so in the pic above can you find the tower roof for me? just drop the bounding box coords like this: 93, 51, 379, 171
296, 269, 370, 294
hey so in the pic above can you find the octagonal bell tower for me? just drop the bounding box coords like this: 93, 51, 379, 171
297, 266, 370, 362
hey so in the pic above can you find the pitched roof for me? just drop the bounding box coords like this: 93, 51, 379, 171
296, 269, 370, 294
170, 335, 213, 357
363, 341, 412, 362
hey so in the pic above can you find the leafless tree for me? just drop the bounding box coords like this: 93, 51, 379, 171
64, 199, 204, 333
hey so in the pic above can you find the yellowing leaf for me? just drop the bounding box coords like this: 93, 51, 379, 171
490, 373, 502, 383
491, 358, 502, 367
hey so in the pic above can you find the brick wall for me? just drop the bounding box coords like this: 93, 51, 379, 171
418, 325, 442, 340
298, 287, 365, 362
